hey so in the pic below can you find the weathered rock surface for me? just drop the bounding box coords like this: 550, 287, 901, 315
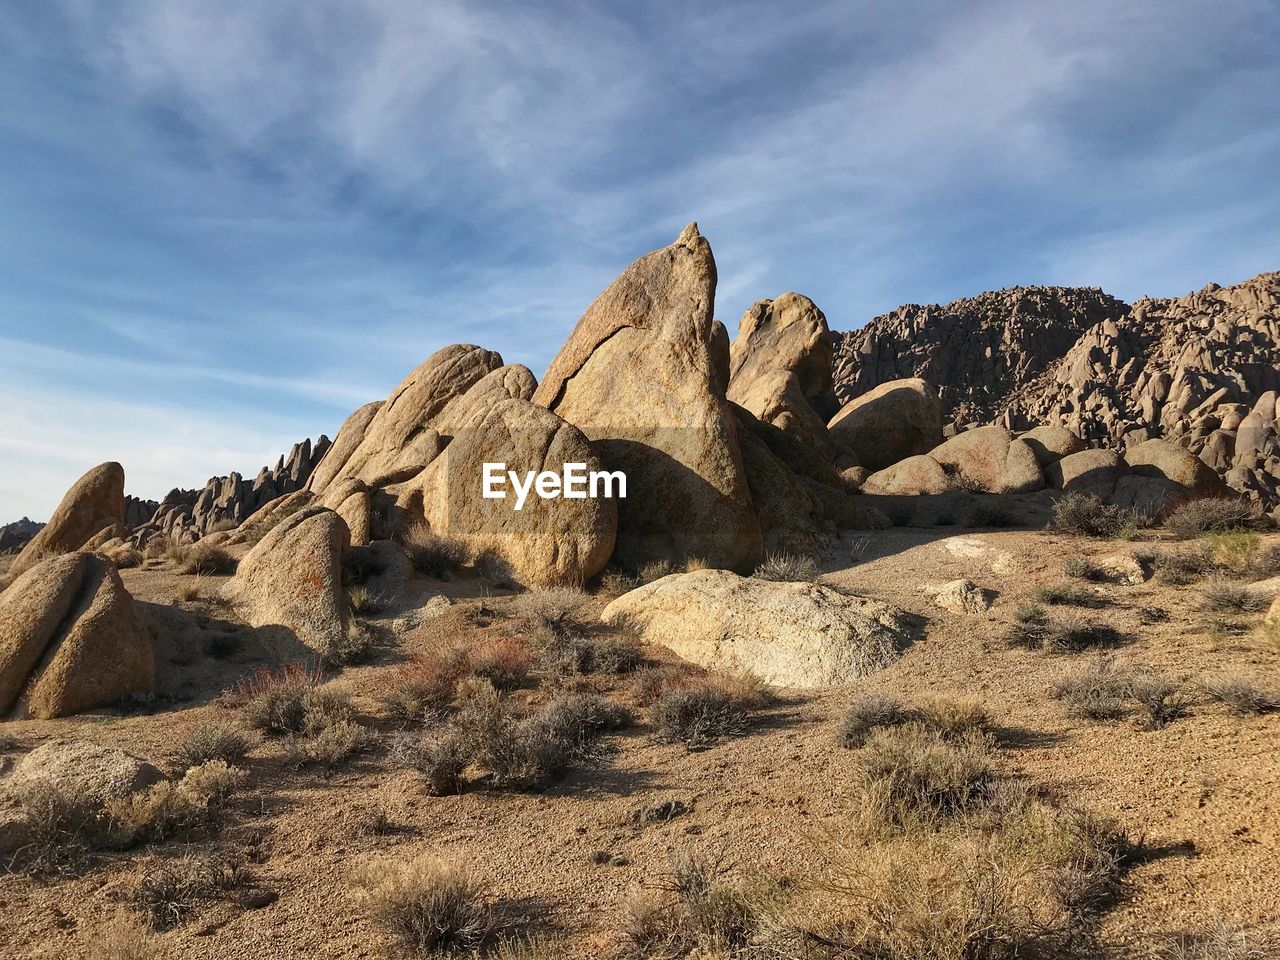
1124, 439, 1224, 494
930, 578, 995, 614
728, 293, 839, 459
226, 506, 350, 653
0, 552, 154, 719
1045, 449, 1129, 497
1020, 425, 1086, 466
12, 463, 125, 576
929, 426, 1044, 494
828, 378, 943, 472
0, 518, 43, 555
533, 224, 763, 571
862, 455, 951, 496
601, 570, 917, 687
4, 740, 163, 804
419, 398, 617, 587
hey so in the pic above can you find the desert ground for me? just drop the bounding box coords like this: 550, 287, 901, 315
2, 508, 1278, 960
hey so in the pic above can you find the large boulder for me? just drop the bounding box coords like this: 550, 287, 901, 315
828, 378, 943, 472
307, 401, 384, 495
4, 740, 163, 804
727, 293, 838, 459
929, 426, 1044, 494
1046, 448, 1129, 497
1108, 475, 1190, 515
532, 223, 763, 571
861, 455, 951, 496
601, 570, 917, 687
1125, 439, 1225, 495
419, 399, 617, 587
226, 506, 350, 653
12, 462, 125, 576
0, 553, 154, 719
1020, 425, 1085, 466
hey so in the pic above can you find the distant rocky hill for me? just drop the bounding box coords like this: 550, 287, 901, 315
831, 286, 1130, 427
832, 271, 1280, 505
0, 517, 44, 554
128, 435, 330, 546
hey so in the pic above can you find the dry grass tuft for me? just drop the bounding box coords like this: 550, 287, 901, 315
854, 725, 997, 829
354, 856, 490, 954
132, 853, 246, 929
1050, 658, 1134, 722
1199, 578, 1269, 614
402, 524, 469, 579
180, 545, 238, 576
171, 723, 252, 771
106, 761, 246, 847
511, 587, 591, 637
83, 915, 171, 960
1201, 674, 1279, 715
1157, 922, 1280, 959
1154, 547, 1217, 586
381, 648, 474, 722
753, 553, 820, 582
1165, 498, 1259, 539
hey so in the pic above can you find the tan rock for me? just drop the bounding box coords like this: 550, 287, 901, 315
930, 426, 1044, 494
601, 570, 916, 687
419, 399, 617, 588
1108, 475, 1189, 514
1125, 439, 1224, 494
862, 455, 951, 495
1046, 449, 1129, 497
1020, 425, 1085, 466
728, 293, 838, 458
5, 740, 163, 805
533, 224, 763, 571
1, 552, 154, 719
12, 462, 125, 575
930, 579, 995, 614
828, 378, 943, 472
1095, 554, 1149, 585
307, 401, 383, 495
224, 489, 314, 547
227, 506, 350, 653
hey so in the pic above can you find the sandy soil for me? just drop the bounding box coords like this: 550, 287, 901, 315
1, 527, 1277, 958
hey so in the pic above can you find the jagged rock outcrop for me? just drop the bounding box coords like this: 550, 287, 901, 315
12, 462, 126, 576
225, 506, 350, 654
601, 569, 917, 687
533, 223, 764, 571
0, 518, 43, 555
0, 552, 154, 718
832, 286, 1129, 428
129, 436, 331, 547
1008, 272, 1280, 504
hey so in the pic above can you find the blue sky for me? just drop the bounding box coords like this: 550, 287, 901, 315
2, 0, 1278, 520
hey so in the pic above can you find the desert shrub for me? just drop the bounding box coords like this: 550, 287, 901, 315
511, 587, 590, 637
1050, 492, 1138, 538
1014, 602, 1047, 625
466, 637, 532, 690
637, 559, 676, 584
1201, 674, 1279, 715
180, 545, 237, 576
234, 666, 353, 736
402, 524, 468, 579
1166, 498, 1259, 539
107, 546, 144, 570
855, 725, 997, 829
83, 915, 170, 960
1157, 922, 1280, 959
132, 853, 245, 929
285, 719, 369, 769
177, 580, 202, 603
321, 620, 376, 667
651, 681, 756, 747
599, 568, 640, 595
1032, 581, 1106, 607
1063, 556, 1109, 581
537, 691, 633, 750
1204, 529, 1262, 574
354, 856, 491, 954
347, 584, 379, 614
537, 630, 643, 677
1129, 670, 1190, 729
381, 648, 474, 722
1250, 542, 1280, 579
1044, 618, 1126, 653
1199, 578, 1269, 613
106, 761, 246, 846
1050, 658, 1133, 721
838, 694, 913, 749
629, 665, 691, 705
390, 729, 469, 796
1154, 547, 1217, 585
172, 723, 252, 771
9, 780, 104, 869
753, 552, 820, 582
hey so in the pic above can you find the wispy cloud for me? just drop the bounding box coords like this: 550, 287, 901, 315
1, 0, 1277, 518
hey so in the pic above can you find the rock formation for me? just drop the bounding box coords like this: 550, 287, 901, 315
0, 552, 154, 718
0, 518, 43, 555
533, 223, 764, 571
11, 462, 126, 576
828, 378, 943, 472
601, 569, 916, 687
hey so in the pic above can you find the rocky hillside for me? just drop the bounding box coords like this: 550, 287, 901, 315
831, 286, 1129, 427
